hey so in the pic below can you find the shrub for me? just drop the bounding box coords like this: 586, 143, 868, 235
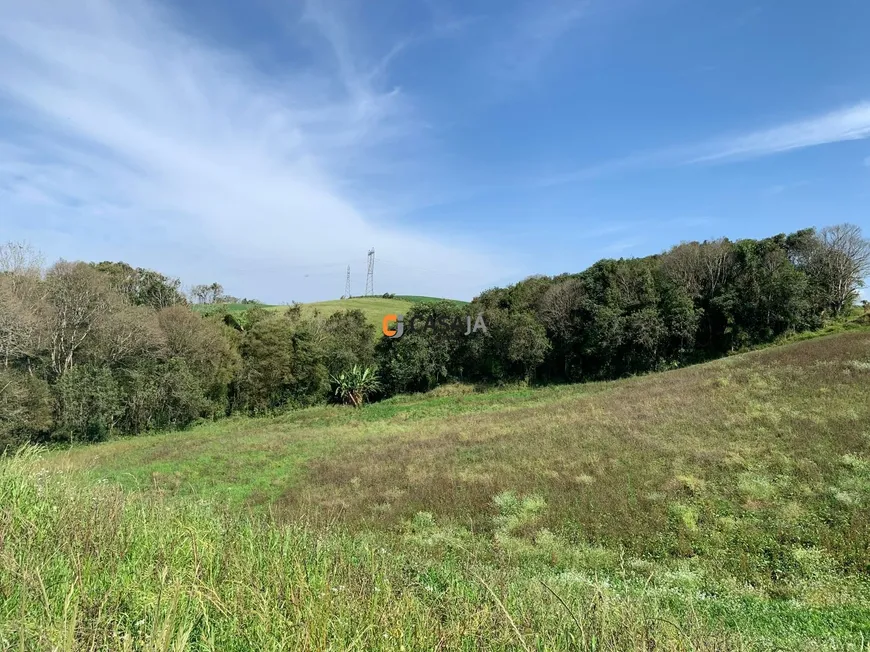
54, 365, 122, 442
0, 369, 53, 452
331, 365, 381, 407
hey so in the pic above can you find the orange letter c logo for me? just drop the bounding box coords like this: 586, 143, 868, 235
382, 314, 398, 337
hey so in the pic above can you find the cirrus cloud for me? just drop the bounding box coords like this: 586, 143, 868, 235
0, 0, 513, 301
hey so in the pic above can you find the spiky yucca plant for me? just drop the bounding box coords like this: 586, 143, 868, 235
331, 365, 380, 408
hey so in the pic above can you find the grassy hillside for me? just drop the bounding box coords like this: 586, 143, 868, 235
191, 302, 273, 315
195, 295, 465, 328
5, 331, 870, 649
268, 296, 416, 325
395, 295, 469, 305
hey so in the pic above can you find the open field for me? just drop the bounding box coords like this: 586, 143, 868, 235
4, 331, 870, 649
267, 296, 415, 325
394, 295, 469, 305
194, 295, 466, 327
191, 302, 271, 315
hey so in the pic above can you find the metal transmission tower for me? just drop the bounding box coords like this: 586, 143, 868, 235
344, 266, 351, 299
365, 248, 375, 296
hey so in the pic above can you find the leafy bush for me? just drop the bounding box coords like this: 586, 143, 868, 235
0, 370, 52, 452
331, 365, 381, 407
54, 365, 122, 442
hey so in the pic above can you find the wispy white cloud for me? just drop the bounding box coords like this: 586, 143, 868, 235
534, 151, 668, 187
689, 102, 870, 163
601, 239, 641, 255
487, 0, 590, 80
419, 0, 483, 39
0, 0, 511, 301
538, 101, 870, 187
762, 180, 811, 196
570, 218, 714, 257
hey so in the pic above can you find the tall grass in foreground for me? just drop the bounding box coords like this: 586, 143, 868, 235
2, 449, 869, 651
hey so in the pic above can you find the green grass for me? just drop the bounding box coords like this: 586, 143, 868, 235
394, 295, 469, 306
268, 296, 416, 327
191, 302, 272, 315
5, 330, 870, 649
0, 449, 770, 651
734, 311, 870, 352
193, 296, 467, 328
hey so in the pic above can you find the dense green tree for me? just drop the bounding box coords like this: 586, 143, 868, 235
235, 315, 328, 413
504, 312, 551, 382
93, 261, 186, 309
0, 369, 53, 451
2, 224, 869, 448
55, 365, 123, 442
718, 237, 814, 348
322, 310, 376, 377
157, 306, 240, 416
657, 276, 700, 363
116, 358, 208, 434
376, 301, 473, 393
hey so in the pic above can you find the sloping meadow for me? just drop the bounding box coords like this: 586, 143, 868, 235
4, 332, 870, 649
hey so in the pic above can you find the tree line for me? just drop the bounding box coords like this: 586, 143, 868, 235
1, 224, 868, 449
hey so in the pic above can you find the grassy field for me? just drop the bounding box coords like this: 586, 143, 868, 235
195, 295, 466, 328
3, 331, 870, 649
268, 296, 416, 326
191, 302, 272, 315
394, 295, 469, 305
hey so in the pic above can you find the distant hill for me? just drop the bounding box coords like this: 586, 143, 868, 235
268, 297, 414, 325
193, 295, 466, 327
191, 302, 270, 315
394, 295, 468, 305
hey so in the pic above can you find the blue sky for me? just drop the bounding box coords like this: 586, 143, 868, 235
1, 0, 869, 302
